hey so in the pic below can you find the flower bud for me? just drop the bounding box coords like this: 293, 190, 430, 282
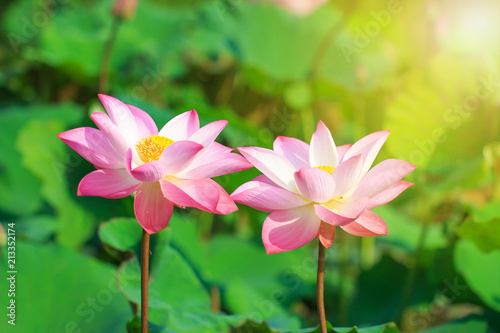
112, 0, 139, 20
266, 0, 328, 17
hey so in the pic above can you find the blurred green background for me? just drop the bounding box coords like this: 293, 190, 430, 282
1, 0, 500, 332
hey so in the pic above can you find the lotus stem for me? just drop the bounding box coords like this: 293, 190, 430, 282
317, 239, 327, 333
99, 17, 121, 94
141, 228, 150, 333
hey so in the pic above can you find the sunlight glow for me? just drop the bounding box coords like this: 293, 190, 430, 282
438, 1, 500, 52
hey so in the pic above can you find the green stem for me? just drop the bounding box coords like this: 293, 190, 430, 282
300, 107, 315, 141
360, 237, 375, 271
141, 229, 150, 333
99, 17, 122, 94
398, 219, 430, 324
309, 0, 360, 78
338, 232, 349, 326
317, 239, 327, 333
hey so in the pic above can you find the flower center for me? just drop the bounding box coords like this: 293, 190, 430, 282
315, 165, 335, 174
136, 135, 174, 163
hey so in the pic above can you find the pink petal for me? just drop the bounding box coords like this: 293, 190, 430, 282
177, 142, 233, 177
179, 152, 253, 179
367, 180, 413, 210
158, 140, 204, 175
182, 142, 232, 166
98, 94, 139, 142
314, 196, 368, 226
125, 149, 169, 182
91, 112, 130, 156
127, 104, 158, 138
318, 222, 336, 248
78, 168, 140, 199
294, 167, 335, 203
58, 127, 123, 169
341, 210, 388, 237
273, 136, 310, 170
134, 182, 173, 234
309, 121, 338, 168
273, 0, 327, 16
351, 159, 416, 200
343, 130, 390, 178
158, 110, 199, 141
238, 147, 297, 193
210, 181, 238, 215
231, 178, 309, 212
262, 205, 320, 254
253, 174, 279, 186
160, 177, 219, 212
188, 120, 228, 148
331, 154, 363, 198
337, 144, 352, 162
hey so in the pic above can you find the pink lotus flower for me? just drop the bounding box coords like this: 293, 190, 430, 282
231, 121, 416, 254
265, 0, 328, 16
58, 94, 252, 234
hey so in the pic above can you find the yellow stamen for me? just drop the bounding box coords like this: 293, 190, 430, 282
136, 135, 174, 163
315, 165, 335, 174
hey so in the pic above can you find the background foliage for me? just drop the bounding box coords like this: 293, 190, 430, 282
1, 0, 499, 332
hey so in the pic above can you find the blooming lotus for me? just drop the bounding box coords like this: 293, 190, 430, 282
231, 121, 416, 254
58, 94, 252, 234
265, 0, 328, 16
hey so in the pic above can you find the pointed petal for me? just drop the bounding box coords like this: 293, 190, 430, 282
314, 196, 368, 226
331, 154, 363, 198
127, 104, 158, 138
134, 182, 173, 234
273, 136, 310, 170
252, 174, 279, 186
262, 205, 320, 254
158, 110, 199, 141
188, 120, 228, 148
337, 144, 352, 162
58, 127, 123, 169
367, 180, 413, 210
343, 130, 390, 178
98, 94, 139, 142
159, 140, 204, 175
309, 121, 338, 168
177, 142, 247, 178
160, 177, 219, 212
210, 181, 238, 215
238, 147, 297, 193
125, 149, 169, 182
294, 167, 335, 203
181, 142, 231, 168
78, 169, 140, 198
318, 222, 336, 248
180, 152, 253, 179
231, 179, 309, 212
351, 159, 416, 200
91, 112, 130, 156
341, 210, 388, 237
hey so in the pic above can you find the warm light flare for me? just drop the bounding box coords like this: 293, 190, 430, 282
435, 1, 500, 52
